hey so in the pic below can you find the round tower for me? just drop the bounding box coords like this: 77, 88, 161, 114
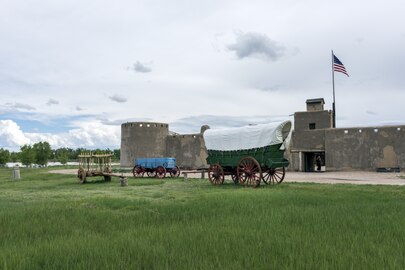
120, 122, 169, 167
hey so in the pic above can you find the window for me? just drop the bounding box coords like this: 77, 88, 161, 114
309, 123, 316, 130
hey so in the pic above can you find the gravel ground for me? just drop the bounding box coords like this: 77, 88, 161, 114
49, 169, 405, 186
284, 171, 405, 185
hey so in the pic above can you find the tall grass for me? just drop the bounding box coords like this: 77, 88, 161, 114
1, 167, 405, 269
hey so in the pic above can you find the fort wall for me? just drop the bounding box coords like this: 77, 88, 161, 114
325, 126, 405, 171
120, 122, 169, 167
166, 134, 208, 169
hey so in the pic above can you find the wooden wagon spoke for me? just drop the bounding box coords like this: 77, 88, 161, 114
269, 167, 285, 184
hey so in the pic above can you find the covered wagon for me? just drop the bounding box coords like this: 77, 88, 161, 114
203, 121, 292, 187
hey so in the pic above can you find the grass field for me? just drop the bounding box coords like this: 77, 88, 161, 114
1, 167, 405, 269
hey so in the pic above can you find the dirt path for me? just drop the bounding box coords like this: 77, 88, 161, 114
49, 169, 405, 186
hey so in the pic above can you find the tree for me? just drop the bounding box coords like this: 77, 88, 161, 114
0, 148, 10, 165
10, 152, 19, 162
113, 149, 120, 161
56, 148, 69, 165
20, 145, 35, 167
33, 141, 52, 166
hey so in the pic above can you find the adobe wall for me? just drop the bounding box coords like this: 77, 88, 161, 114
120, 122, 169, 167
288, 129, 326, 171
166, 134, 208, 169
294, 110, 333, 131
325, 126, 405, 171
290, 130, 326, 152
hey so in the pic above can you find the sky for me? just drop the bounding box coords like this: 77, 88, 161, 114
1, 0, 404, 151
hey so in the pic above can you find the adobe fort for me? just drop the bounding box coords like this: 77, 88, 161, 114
120, 98, 405, 172
120, 122, 208, 169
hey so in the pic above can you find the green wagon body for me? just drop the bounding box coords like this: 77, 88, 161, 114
206, 143, 289, 170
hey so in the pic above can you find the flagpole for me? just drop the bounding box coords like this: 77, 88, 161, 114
331, 50, 336, 128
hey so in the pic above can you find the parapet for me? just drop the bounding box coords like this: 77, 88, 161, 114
121, 122, 169, 129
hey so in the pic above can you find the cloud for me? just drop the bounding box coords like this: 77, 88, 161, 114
0, 120, 31, 150
109, 94, 127, 103
132, 61, 152, 73
4, 102, 36, 111
46, 98, 59, 106
0, 119, 120, 151
366, 110, 377, 115
227, 32, 286, 61
75, 106, 85, 111
257, 85, 281, 92
25, 122, 120, 149
98, 117, 152, 126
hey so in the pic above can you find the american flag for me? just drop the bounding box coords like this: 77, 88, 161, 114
333, 54, 349, 76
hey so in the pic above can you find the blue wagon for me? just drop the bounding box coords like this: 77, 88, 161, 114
132, 157, 180, 178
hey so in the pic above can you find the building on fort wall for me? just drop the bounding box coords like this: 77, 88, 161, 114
289, 98, 405, 172
121, 99, 405, 172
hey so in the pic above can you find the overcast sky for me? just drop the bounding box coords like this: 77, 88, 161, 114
1, 0, 404, 151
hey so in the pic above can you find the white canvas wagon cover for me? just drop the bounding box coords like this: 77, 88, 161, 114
203, 121, 292, 151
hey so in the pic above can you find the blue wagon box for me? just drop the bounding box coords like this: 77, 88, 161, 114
135, 157, 176, 169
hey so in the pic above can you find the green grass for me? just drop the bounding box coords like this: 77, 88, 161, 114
1, 168, 405, 269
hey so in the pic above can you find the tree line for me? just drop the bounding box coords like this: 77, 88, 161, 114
0, 142, 120, 166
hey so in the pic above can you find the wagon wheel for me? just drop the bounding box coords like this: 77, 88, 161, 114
156, 166, 166, 179
132, 165, 144, 178
237, 157, 262, 188
147, 170, 157, 177
170, 166, 181, 177
208, 164, 224, 185
231, 173, 239, 184
77, 168, 86, 184
262, 167, 286, 184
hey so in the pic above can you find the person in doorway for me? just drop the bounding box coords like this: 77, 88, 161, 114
316, 155, 322, 171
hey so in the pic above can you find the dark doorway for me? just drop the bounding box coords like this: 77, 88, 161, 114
303, 152, 325, 172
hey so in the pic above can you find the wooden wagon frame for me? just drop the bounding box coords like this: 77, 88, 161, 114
77, 152, 113, 184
